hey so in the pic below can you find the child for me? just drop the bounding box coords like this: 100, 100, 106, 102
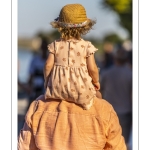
44, 4, 101, 110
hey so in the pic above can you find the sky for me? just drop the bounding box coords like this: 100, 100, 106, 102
18, 0, 129, 40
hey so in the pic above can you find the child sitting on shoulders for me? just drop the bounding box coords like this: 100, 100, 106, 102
44, 3, 102, 110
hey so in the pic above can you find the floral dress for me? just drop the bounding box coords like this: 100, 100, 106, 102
45, 38, 98, 109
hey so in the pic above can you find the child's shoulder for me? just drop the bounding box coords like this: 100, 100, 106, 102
48, 39, 95, 49
47, 39, 62, 49
49, 38, 92, 44
48, 39, 61, 44
81, 40, 97, 50
81, 39, 92, 44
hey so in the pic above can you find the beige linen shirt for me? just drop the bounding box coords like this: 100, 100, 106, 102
18, 95, 127, 150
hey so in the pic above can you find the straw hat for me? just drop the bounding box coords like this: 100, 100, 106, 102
51, 4, 95, 28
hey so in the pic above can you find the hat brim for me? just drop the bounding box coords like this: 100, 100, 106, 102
50, 18, 96, 28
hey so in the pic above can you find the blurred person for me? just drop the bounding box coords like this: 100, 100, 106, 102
100, 47, 132, 144
27, 38, 48, 107
18, 4, 127, 150
44, 4, 102, 110
101, 42, 114, 73
18, 60, 31, 94
127, 127, 132, 150
126, 49, 132, 148
18, 80, 31, 94
122, 40, 132, 69
125, 42, 132, 147
18, 59, 31, 136
127, 49, 132, 69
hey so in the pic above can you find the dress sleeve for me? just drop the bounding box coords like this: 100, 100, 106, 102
104, 107, 127, 150
47, 42, 55, 54
86, 42, 98, 58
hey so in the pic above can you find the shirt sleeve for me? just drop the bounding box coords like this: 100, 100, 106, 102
47, 42, 55, 54
86, 42, 98, 58
18, 123, 38, 150
18, 100, 39, 150
104, 106, 127, 150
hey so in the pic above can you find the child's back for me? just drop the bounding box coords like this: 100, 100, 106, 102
45, 38, 98, 109
43, 3, 101, 109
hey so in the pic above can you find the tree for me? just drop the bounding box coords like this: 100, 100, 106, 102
101, 0, 132, 39
103, 33, 123, 43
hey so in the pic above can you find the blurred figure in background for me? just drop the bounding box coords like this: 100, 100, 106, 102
100, 46, 132, 144
18, 59, 31, 95
122, 40, 132, 70
27, 38, 48, 108
125, 48, 132, 150
127, 50, 132, 69
101, 42, 114, 72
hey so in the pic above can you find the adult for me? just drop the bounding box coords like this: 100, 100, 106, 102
27, 38, 48, 107
100, 47, 132, 144
18, 95, 127, 150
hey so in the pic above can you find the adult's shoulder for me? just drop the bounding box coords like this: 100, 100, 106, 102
94, 97, 113, 110
93, 97, 116, 120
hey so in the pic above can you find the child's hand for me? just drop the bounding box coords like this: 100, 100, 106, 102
96, 91, 102, 99
93, 82, 100, 91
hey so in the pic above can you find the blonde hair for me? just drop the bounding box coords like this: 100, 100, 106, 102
51, 20, 96, 40
50, 4, 96, 40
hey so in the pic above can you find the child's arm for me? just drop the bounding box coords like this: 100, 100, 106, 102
86, 54, 100, 90
43, 53, 54, 88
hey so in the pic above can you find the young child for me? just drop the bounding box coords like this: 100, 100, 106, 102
44, 3, 101, 110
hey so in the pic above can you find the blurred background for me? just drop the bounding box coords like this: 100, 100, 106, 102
18, 0, 132, 149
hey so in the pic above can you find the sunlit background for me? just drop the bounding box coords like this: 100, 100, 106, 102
18, 0, 132, 149
18, 0, 132, 82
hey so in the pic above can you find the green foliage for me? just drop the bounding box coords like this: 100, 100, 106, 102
36, 30, 60, 43
101, 0, 132, 39
103, 0, 132, 13
103, 33, 123, 43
